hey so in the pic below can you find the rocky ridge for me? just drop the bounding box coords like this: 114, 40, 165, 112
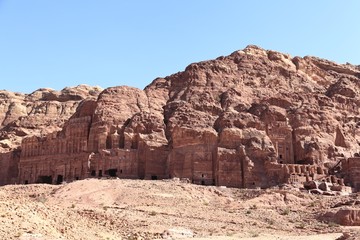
0, 84, 102, 152
1, 45, 360, 190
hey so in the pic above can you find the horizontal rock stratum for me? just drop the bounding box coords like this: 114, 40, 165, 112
1, 45, 360, 191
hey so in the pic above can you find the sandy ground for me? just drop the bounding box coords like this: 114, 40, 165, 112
189, 233, 343, 240
0, 178, 359, 239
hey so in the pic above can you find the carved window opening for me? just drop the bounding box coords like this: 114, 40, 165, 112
120, 169, 123, 174
279, 154, 283, 159
131, 140, 138, 149
202, 174, 205, 178
106, 136, 111, 149
56, 175, 63, 185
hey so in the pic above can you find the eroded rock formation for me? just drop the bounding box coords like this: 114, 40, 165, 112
1, 45, 360, 190
0, 85, 102, 185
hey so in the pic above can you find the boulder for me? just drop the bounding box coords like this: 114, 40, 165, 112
310, 189, 323, 195
334, 208, 360, 226
304, 180, 318, 190
319, 182, 332, 191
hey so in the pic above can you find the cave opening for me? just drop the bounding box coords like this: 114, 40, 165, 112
37, 175, 52, 184
56, 175, 63, 185
107, 169, 118, 177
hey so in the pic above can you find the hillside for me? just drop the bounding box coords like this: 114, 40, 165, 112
1, 45, 360, 239
0, 178, 359, 239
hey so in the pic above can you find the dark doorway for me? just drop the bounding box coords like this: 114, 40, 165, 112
56, 175, 63, 185
24, 180, 29, 185
37, 175, 52, 184
297, 159, 306, 164
107, 169, 118, 177
201, 180, 205, 185
91, 170, 96, 176
75, 177, 79, 180
279, 154, 283, 159
151, 175, 158, 180
98, 170, 103, 177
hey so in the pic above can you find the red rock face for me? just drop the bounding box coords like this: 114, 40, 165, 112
335, 208, 360, 226
0, 85, 102, 185
2, 45, 360, 189
0, 85, 102, 152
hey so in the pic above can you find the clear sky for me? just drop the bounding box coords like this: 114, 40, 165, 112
0, 1, 359, 93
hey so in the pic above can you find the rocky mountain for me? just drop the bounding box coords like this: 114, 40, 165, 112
164, 45, 360, 159
0, 84, 102, 152
1, 45, 360, 191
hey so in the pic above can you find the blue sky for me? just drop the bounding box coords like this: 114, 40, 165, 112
0, 1, 359, 93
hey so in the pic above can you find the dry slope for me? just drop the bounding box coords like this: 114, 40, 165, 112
0, 179, 359, 239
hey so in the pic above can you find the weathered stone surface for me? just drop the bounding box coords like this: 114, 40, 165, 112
0, 85, 102, 153
310, 189, 323, 195
335, 208, 360, 226
319, 182, 332, 191
0, 85, 102, 185
1, 45, 360, 190
304, 180, 318, 190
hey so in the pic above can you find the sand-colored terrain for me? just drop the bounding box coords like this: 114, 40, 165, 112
0, 178, 359, 239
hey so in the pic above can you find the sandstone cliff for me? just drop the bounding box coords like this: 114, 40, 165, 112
0, 85, 102, 184
0, 84, 102, 152
2, 45, 360, 189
